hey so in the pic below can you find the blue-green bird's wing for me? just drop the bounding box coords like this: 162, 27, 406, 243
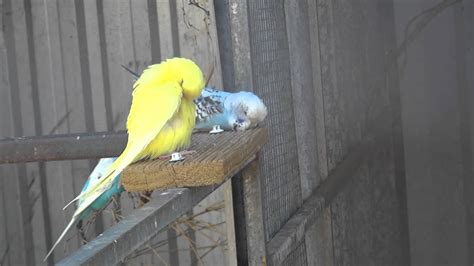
77, 157, 124, 219
194, 87, 235, 130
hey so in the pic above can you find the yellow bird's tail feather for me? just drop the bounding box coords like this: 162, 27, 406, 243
73, 136, 154, 216
45, 142, 148, 261
45, 143, 145, 258
43, 214, 79, 261
47, 57, 204, 261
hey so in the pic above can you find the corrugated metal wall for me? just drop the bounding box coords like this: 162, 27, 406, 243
0, 0, 226, 265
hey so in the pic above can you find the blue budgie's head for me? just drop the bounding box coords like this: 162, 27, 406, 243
227, 91, 268, 131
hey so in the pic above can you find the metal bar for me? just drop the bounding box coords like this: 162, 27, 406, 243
58, 185, 218, 266
0, 131, 127, 164
266, 143, 370, 265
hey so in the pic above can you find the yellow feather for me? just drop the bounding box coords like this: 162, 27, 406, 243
45, 58, 204, 261
78, 57, 204, 214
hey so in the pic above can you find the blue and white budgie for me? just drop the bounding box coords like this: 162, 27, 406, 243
121, 65, 268, 131
45, 66, 268, 260
194, 87, 267, 131
45, 158, 123, 260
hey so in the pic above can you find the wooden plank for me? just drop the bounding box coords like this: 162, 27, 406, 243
146, 0, 160, 63
318, 0, 406, 265
29, 2, 53, 264
0, 4, 18, 264
284, 0, 318, 200
31, 0, 71, 263
9, 2, 38, 264
130, 0, 152, 69
285, 1, 321, 263
58, 186, 219, 266
214, 0, 253, 92
240, 160, 267, 266
9, 2, 38, 265
327, 0, 371, 262
230, 173, 248, 265
122, 128, 267, 191
307, 0, 328, 184
305, 208, 334, 266
19, 0, 56, 264
0, 0, 34, 264
315, 0, 359, 264
176, 0, 223, 87
306, 0, 333, 265
54, 0, 87, 259
156, 0, 174, 59
83, 0, 107, 133
224, 181, 238, 266
102, 0, 132, 130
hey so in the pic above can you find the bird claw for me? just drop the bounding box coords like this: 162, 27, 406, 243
209, 125, 224, 134
169, 152, 184, 162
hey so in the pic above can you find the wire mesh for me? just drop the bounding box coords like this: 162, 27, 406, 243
282, 241, 308, 266
247, 0, 303, 241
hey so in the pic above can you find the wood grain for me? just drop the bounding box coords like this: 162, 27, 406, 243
122, 128, 267, 191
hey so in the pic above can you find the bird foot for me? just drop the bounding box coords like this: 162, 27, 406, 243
158, 150, 196, 161
77, 220, 87, 244
209, 125, 224, 134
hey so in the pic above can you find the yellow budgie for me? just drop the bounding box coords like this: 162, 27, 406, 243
44, 57, 205, 261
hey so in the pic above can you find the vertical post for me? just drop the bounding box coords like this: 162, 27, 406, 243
214, 0, 254, 93
224, 181, 238, 266
232, 158, 266, 266
214, 0, 266, 264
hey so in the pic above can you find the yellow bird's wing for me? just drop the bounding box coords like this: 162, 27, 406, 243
74, 82, 182, 216
46, 82, 183, 261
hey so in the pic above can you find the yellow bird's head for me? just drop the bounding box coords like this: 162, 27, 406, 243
168, 58, 205, 100
134, 58, 205, 100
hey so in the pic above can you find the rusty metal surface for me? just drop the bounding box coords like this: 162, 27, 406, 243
0, 131, 127, 164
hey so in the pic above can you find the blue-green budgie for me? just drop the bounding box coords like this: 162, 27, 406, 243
45, 69, 267, 260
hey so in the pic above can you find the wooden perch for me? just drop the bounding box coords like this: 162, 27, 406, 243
122, 128, 268, 191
